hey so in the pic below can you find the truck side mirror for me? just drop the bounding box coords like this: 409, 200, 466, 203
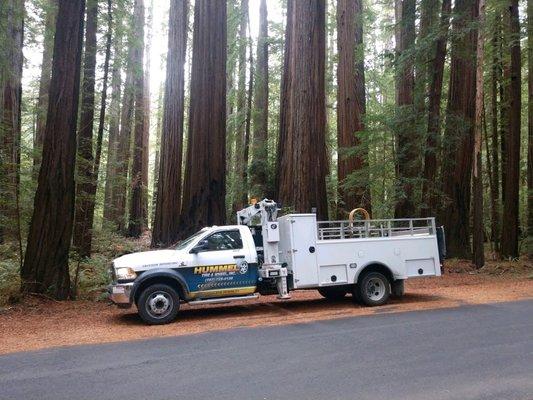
190, 240, 208, 254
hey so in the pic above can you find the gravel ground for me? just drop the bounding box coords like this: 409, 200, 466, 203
0, 271, 532, 355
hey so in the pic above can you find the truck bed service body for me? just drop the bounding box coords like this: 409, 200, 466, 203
109, 199, 445, 324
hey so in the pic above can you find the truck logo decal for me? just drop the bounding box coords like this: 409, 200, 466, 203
238, 261, 248, 274
194, 264, 239, 275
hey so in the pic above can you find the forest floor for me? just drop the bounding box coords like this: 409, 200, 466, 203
0, 259, 531, 355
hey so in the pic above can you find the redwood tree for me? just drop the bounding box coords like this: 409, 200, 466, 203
21, 0, 86, 299
72, 0, 98, 256
34, 0, 57, 174
112, 32, 135, 232
127, 0, 146, 238
249, 0, 268, 199
421, 0, 451, 217
0, 0, 23, 244
336, 0, 371, 215
103, 32, 124, 223
500, 0, 521, 259
179, 0, 227, 239
472, 0, 485, 268
394, 0, 417, 218
73, 0, 113, 257
233, 0, 249, 211
152, 0, 188, 247
439, 0, 478, 259
277, 0, 328, 219
527, 1, 533, 258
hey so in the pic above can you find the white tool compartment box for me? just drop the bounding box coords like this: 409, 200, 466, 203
278, 214, 320, 289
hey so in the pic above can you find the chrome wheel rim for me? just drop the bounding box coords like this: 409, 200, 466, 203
366, 277, 385, 301
146, 291, 173, 319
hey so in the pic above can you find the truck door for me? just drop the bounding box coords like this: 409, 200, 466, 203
190, 230, 258, 298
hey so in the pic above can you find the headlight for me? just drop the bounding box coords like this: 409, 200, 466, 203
115, 267, 137, 281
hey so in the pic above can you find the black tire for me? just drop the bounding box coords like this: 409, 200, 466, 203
137, 284, 180, 325
353, 271, 390, 306
318, 287, 347, 301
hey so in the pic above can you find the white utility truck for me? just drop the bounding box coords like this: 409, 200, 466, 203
109, 199, 445, 324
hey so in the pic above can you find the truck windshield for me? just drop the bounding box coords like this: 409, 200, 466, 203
175, 230, 206, 250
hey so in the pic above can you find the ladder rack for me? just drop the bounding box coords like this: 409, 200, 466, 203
316, 218, 436, 241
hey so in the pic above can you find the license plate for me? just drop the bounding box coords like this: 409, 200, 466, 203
112, 286, 125, 294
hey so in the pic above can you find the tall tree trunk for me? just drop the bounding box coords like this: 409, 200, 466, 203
500, 0, 521, 259
439, 0, 478, 259
233, 0, 249, 211
243, 19, 253, 205
394, 0, 417, 218
336, 0, 371, 216
21, 0, 85, 300
527, 0, 533, 259
141, 0, 153, 226
472, 0, 485, 268
489, 14, 501, 253
113, 29, 135, 232
274, 0, 293, 202
179, 0, 227, 239
421, 0, 451, 218
277, 0, 328, 219
34, 0, 57, 175
73, 0, 98, 256
152, 0, 188, 247
151, 83, 164, 222
73, 0, 113, 257
103, 35, 124, 223
0, 0, 23, 245
250, 0, 268, 199
127, 0, 146, 238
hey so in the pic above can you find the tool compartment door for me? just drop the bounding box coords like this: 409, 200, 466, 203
289, 214, 319, 288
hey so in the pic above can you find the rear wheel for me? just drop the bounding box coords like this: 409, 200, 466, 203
354, 272, 390, 306
318, 287, 347, 301
137, 284, 180, 325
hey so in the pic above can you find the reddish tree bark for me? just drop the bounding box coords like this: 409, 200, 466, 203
527, 1, 533, 258
500, 0, 521, 259
394, 0, 417, 218
421, 0, 451, 218
152, 0, 188, 247
488, 14, 501, 253
472, 0, 485, 268
127, 0, 146, 238
113, 46, 134, 232
103, 36, 123, 223
21, 0, 86, 299
249, 0, 268, 199
34, 0, 57, 175
0, 0, 23, 244
277, 0, 328, 220
274, 0, 294, 202
179, 0, 227, 238
73, 0, 98, 256
336, 0, 371, 216
439, 0, 478, 259
233, 0, 249, 211
73, 0, 113, 257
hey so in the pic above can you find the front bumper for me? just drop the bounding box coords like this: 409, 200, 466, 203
108, 282, 134, 308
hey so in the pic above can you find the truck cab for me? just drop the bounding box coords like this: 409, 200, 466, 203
109, 199, 444, 325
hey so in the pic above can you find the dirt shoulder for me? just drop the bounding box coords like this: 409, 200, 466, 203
1, 270, 532, 355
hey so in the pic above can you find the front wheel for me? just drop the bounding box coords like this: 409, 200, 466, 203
137, 284, 180, 325
354, 272, 390, 306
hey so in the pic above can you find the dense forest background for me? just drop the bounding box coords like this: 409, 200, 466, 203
0, 0, 531, 300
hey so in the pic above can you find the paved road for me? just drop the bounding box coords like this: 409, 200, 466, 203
1, 300, 532, 400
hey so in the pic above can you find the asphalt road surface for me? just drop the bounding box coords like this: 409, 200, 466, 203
1, 300, 532, 400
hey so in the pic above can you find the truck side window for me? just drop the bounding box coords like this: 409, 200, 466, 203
205, 230, 243, 251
